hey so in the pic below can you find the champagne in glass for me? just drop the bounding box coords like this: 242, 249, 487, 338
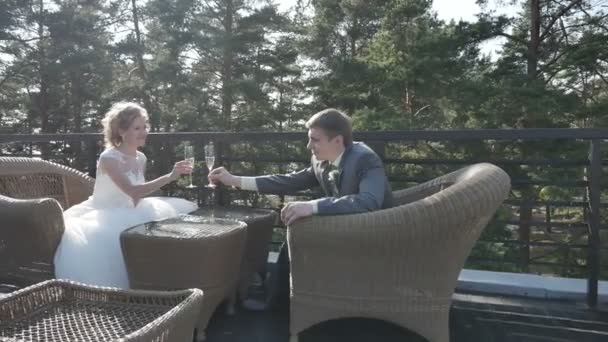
184, 145, 196, 188
204, 143, 216, 188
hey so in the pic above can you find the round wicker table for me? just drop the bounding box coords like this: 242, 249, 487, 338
120, 216, 247, 341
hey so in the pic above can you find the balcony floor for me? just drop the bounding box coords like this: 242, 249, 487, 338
205, 292, 608, 342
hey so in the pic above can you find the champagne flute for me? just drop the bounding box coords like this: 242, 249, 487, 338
204, 142, 216, 188
184, 145, 196, 188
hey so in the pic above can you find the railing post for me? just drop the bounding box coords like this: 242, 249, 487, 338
215, 140, 225, 206
518, 199, 532, 273
587, 139, 601, 308
86, 139, 99, 178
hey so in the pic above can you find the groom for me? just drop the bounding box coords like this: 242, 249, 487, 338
208, 108, 393, 310
208, 108, 393, 222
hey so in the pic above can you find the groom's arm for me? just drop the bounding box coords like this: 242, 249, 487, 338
240, 167, 319, 194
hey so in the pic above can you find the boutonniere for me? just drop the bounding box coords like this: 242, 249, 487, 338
328, 169, 341, 197
328, 169, 340, 184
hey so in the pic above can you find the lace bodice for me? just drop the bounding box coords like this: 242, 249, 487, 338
90, 148, 147, 208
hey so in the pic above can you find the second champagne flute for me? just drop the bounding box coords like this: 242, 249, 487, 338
184, 145, 196, 188
205, 142, 216, 188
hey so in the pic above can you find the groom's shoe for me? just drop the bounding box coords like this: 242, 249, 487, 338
242, 297, 272, 311
241, 248, 290, 312
241, 283, 281, 312
240, 274, 273, 311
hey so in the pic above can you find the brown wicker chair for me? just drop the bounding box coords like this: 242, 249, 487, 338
287, 163, 511, 342
0, 279, 203, 342
0, 157, 94, 287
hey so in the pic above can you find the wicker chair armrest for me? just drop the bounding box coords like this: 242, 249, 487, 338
392, 177, 452, 206
127, 287, 204, 341
0, 195, 66, 265
0, 279, 204, 342
287, 207, 419, 256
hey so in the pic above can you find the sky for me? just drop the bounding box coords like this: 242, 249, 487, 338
278, 0, 520, 22
433, 0, 519, 57
278, 0, 521, 58
433, 0, 496, 22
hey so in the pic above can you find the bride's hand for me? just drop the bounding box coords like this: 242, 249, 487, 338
169, 160, 193, 181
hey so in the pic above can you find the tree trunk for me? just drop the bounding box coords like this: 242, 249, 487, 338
36, 0, 51, 158
37, 0, 49, 134
131, 0, 158, 131
221, 0, 234, 131
278, 75, 284, 133
71, 75, 84, 168
527, 0, 540, 81
350, 17, 358, 58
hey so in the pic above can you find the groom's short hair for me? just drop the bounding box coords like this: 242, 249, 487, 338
306, 108, 353, 146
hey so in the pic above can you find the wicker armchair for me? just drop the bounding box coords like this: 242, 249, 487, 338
0, 157, 94, 287
287, 163, 511, 342
0, 279, 203, 342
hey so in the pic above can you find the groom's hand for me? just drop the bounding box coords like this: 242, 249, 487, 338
208, 167, 240, 187
281, 201, 314, 226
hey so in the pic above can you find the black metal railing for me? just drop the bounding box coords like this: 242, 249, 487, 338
1, 128, 606, 307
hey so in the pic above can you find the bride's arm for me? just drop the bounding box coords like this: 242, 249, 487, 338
99, 158, 191, 202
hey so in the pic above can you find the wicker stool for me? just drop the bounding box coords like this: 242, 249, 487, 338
0, 279, 203, 342
191, 206, 277, 299
120, 217, 247, 341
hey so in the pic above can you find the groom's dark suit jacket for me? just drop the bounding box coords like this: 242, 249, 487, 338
253, 142, 393, 215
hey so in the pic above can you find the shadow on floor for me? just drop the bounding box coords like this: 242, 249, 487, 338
206, 307, 426, 342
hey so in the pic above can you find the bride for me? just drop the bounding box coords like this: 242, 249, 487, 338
54, 102, 198, 289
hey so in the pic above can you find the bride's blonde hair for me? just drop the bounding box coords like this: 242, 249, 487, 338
101, 102, 149, 148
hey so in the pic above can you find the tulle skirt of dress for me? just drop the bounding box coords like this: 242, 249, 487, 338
54, 197, 198, 289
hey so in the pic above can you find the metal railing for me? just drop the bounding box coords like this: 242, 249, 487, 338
1, 128, 606, 307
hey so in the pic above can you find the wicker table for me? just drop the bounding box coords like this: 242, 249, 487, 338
190, 206, 277, 299
0, 279, 203, 342
120, 216, 247, 341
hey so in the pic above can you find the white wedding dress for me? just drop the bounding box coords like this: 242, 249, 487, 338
54, 148, 198, 288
